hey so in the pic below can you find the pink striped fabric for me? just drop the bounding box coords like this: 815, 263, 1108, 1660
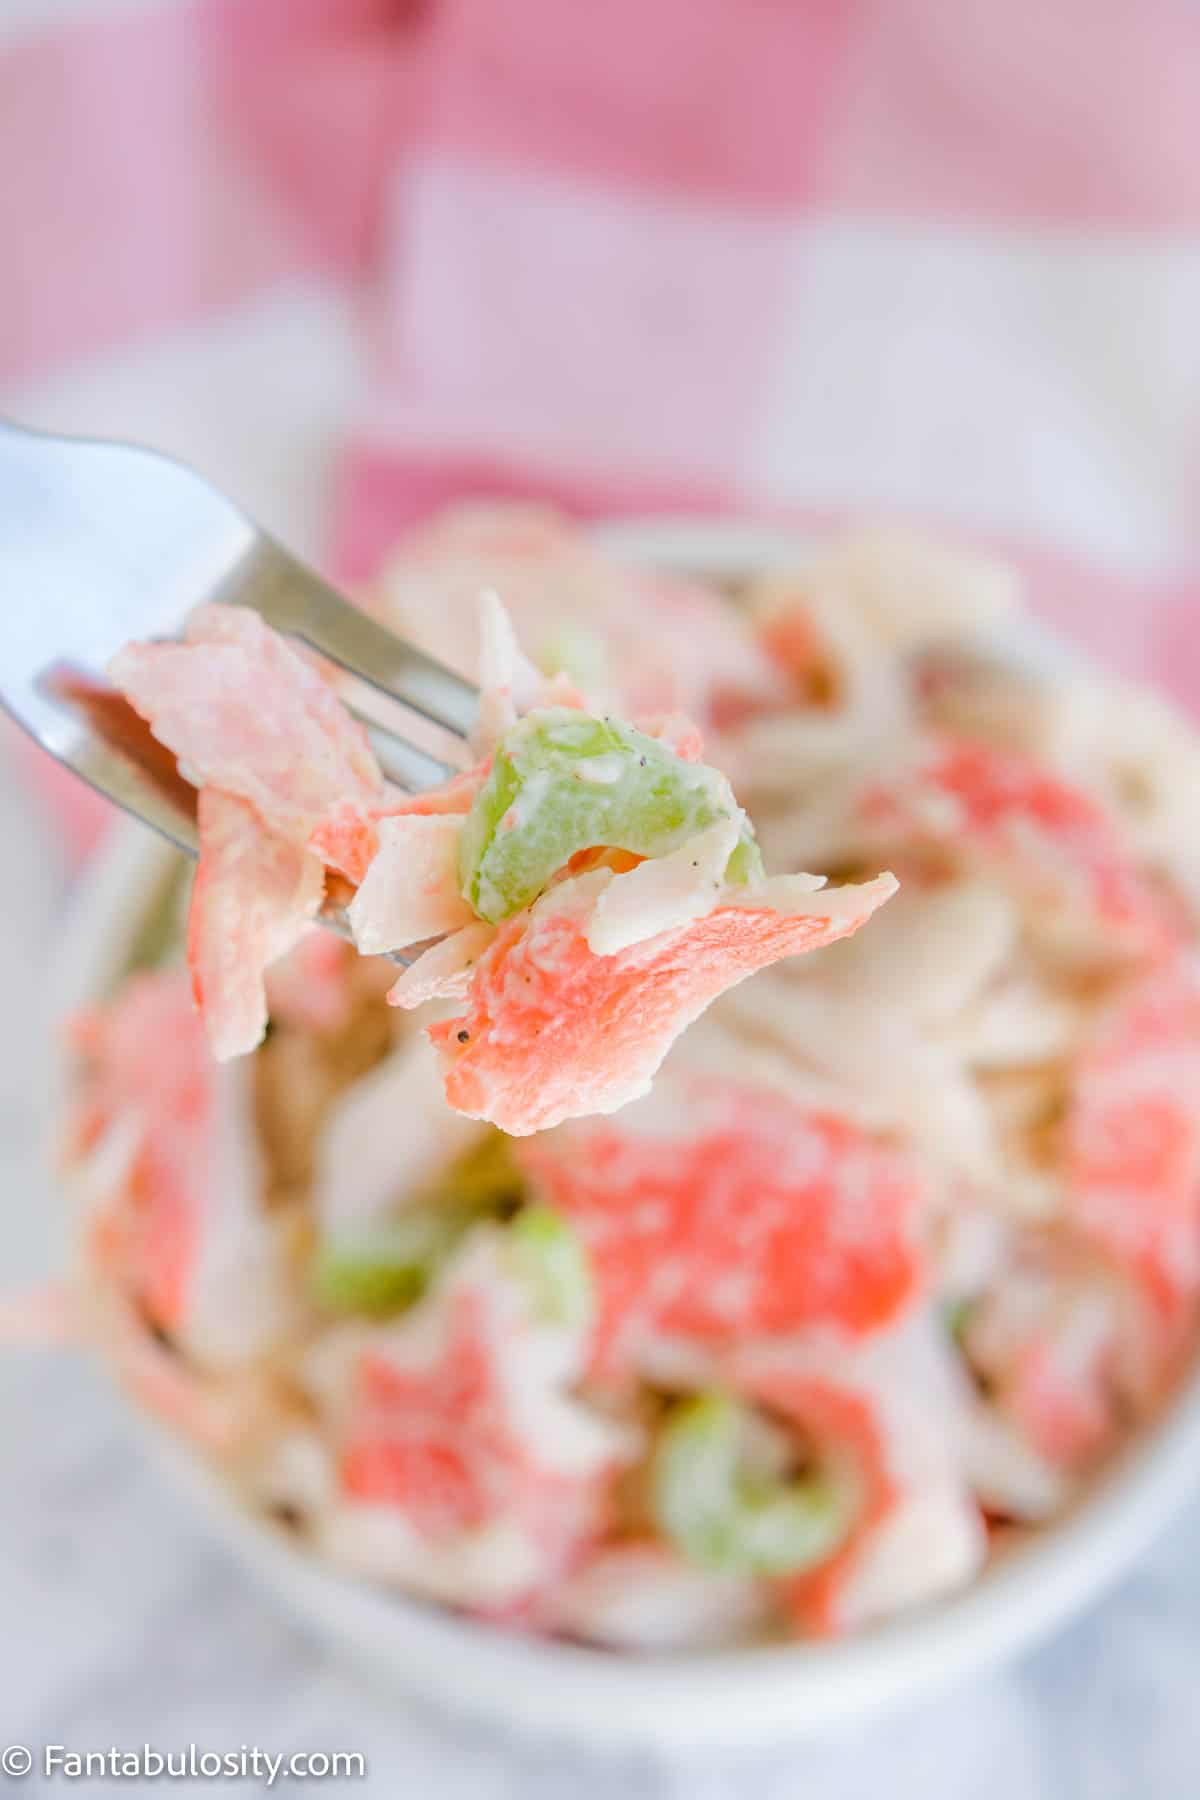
5, 0, 1200, 868
8, 0, 1200, 389
0, 0, 428, 385
1, 2, 291, 385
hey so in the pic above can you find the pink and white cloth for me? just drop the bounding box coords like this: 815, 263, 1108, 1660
5, 0, 1200, 851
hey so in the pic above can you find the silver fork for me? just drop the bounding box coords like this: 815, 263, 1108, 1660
0, 419, 478, 894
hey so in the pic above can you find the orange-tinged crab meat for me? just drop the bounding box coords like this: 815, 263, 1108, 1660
66, 970, 210, 1333
1065, 956, 1200, 1344
188, 790, 324, 1060
109, 603, 383, 853
331, 1237, 630, 1608
731, 1322, 985, 1636
522, 1079, 925, 1379
859, 738, 1179, 963
429, 868, 897, 1136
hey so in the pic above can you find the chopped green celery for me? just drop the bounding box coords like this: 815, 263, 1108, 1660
652, 1391, 848, 1576
312, 1211, 460, 1318
315, 1134, 529, 1319
316, 1133, 529, 1320
536, 622, 610, 695
458, 707, 763, 922
507, 1205, 593, 1329
724, 837, 760, 888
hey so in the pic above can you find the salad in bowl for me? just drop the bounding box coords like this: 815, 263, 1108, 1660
39, 508, 1200, 1740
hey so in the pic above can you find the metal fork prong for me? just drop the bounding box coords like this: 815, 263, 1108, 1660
62, 709, 452, 868
347, 709, 460, 791
41, 669, 453, 848
63, 734, 199, 859
233, 544, 480, 741
59, 731, 423, 965
320, 908, 423, 968
42, 646, 458, 800
0, 419, 477, 966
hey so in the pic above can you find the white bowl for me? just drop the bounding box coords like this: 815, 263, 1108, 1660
48, 518, 1200, 1752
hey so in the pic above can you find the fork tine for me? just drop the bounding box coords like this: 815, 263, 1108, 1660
53, 731, 415, 966
41, 674, 454, 859
44, 662, 457, 834
233, 543, 480, 741
0, 420, 467, 972
349, 709, 460, 791
61, 732, 199, 858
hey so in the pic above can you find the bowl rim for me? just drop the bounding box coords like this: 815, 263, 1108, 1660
47, 515, 1200, 1749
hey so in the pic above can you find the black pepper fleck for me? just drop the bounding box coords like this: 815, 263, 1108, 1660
457, 1029, 470, 1043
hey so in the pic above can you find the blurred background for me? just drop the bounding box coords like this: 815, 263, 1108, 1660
3, 2, 1200, 1794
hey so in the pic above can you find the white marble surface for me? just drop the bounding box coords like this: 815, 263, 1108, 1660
2, 759, 1200, 1799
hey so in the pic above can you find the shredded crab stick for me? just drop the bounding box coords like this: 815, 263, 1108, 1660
374, 501, 786, 730
190, 790, 325, 1060
729, 1321, 986, 1636
345, 765, 496, 960
521, 1077, 925, 1377
961, 1240, 1124, 1473
857, 737, 1180, 965
347, 814, 475, 953
718, 573, 906, 795
67, 971, 209, 1341
424, 867, 895, 1136
111, 596, 897, 1132
315, 1221, 634, 1608
392, 670, 891, 1131
65, 969, 292, 1367
110, 604, 386, 1058
1064, 955, 1200, 1371
109, 604, 384, 869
